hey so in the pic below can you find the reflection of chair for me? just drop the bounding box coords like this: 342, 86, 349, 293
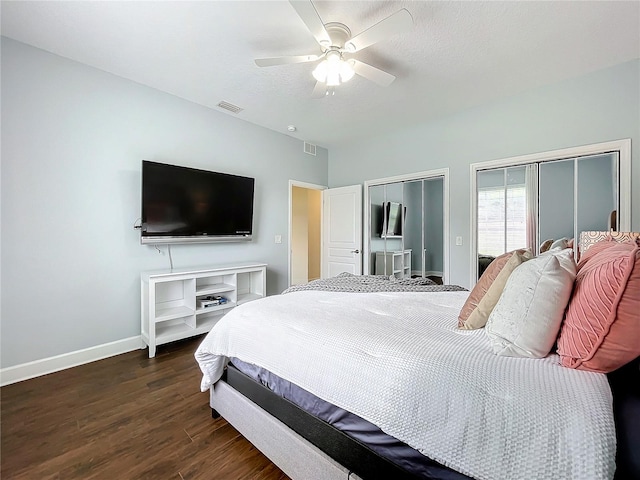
609, 210, 617, 231
539, 239, 553, 253
478, 255, 495, 278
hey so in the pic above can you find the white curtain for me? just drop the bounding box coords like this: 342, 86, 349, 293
525, 164, 538, 253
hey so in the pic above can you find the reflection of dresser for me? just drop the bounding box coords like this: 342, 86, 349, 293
375, 250, 411, 279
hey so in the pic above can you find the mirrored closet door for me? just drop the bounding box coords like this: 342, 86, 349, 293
538, 153, 619, 244
365, 171, 447, 284
472, 140, 630, 284
476, 166, 530, 277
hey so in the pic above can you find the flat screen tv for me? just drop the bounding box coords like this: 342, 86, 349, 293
141, 160, 255, 244
379, 201, 405, 238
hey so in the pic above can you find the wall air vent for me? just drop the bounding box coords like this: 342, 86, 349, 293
304, 141, 317, 156
216, 101, 243, 114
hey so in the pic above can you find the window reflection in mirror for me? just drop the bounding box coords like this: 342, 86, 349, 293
476, 152, 619, 281
477, 166, 527, 277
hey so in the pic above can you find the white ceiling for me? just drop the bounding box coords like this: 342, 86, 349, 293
2, 1, 639, 149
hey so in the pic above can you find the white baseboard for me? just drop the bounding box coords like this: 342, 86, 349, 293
0, 336, 143, 387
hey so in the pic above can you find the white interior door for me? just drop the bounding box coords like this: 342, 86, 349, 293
322, 185, 362, 278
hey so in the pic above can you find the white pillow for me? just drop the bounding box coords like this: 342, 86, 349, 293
485, 248, 577, 358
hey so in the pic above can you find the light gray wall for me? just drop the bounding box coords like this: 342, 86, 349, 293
329, 59, 640, 288
2, 39, 638, 369
1, 38, 328, 368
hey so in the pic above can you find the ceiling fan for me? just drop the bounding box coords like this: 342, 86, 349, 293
255, 0, 413, 97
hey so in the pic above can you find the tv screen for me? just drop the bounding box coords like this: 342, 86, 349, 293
141, 160, 255, 244
380, 201, 405, 238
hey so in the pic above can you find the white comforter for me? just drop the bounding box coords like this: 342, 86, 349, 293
195, 290, 615, 480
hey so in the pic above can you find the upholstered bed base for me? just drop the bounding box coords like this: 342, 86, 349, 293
210, 363, 448, 480
210, 360, 639, 480
210, 378, 360, 480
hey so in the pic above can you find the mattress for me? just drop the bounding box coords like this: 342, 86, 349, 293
196, 290, 616, 480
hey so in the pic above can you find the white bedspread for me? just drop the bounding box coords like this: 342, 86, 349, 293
195, 290, 615, 480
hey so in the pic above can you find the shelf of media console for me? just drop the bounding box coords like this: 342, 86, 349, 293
153, 302, 235, 323
141, 263, 267, 357
153, 316, 220, 346
196, 283, 235, 296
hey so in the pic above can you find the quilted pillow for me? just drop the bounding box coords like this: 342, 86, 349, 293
485, 248, 576, 358
460, 250, 532, 330
578, 231, 640, 260
557, 241, 640, 373
458, 249, 531, 329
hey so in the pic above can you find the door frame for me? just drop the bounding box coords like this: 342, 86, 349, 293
469, 138, 631, 287
288, 180, 327, 288
363, 168, 450, 281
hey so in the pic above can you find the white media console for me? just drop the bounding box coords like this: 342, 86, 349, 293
141, 263, 266, 358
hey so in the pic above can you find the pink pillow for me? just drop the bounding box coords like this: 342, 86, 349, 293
557, 241, 640, 373
458, 249, 528, 328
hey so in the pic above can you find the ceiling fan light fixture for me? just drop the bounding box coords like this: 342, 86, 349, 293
326, 69, 340, 87
312, 52, 355, 86
340, 59, 355, 82
256, 3, 413, 97
312, 60, 328, 82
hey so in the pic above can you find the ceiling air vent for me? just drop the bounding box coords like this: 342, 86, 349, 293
304, 141, 317, 156
216, 101, 243, 114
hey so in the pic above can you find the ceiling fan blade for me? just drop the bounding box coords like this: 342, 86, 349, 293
352, 60, 396, 87
345, 9, 413, 52
311, 81, 327, 98
290, 0, 331, 47
255, 54, 320, 67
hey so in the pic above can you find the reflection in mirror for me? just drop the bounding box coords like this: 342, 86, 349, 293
367, 176, 445, 283
422, 178, 444, 283
539, 153, 618, 252
368, 184, 386, 273
369, 182, 405, 277
539, 159, 574, 244
382, 202, 404, 238
403, 180, 422, 278
476, 166, 527, 277
576, 153, 618, 234
476, 152, 619, 280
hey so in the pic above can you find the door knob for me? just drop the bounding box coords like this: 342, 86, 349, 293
351, 249, 360, 254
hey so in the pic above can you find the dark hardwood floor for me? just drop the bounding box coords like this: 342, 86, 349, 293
1, 336, 290, 480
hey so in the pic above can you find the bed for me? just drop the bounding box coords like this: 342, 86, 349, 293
195, 272, 637, 480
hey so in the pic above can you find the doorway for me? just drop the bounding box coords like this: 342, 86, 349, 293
289, 181, 324, 286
